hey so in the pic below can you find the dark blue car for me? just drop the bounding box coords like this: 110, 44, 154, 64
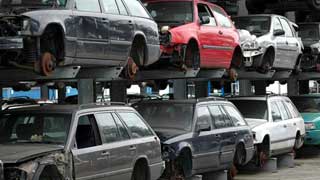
133, 98, 254, 179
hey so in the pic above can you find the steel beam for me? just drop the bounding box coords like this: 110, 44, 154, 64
299, 80, 310, 95
110, 81, 127, 103
78, 79, 95, 105
57, 86, 66, 104
287, 77, 299, 96
253, 81, 267, 95
237, 70, 275, 80
173, 79, 187, 100
40, 85, 49, 100
239, 80, 253, 96
195, 81, 209, 98
135, 68, 199, 81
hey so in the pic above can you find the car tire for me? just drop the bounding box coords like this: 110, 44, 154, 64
175, 150, 193, 178
294, 133, 304, 150
256, 138, 270, 168
131, 40, 146, 67
234, 144, 246, 166
307, 0, 320, 11
258, 50, 274, 74
39, 31, 59, 76
185, 42, 200, 70
246, 0, 266, 14
131, 161, 148, 180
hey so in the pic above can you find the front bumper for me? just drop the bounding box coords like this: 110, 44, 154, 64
0, 37, 23, 50
300, 54, 320, 71
305, 129, 320, 145
242, 49, 264, 67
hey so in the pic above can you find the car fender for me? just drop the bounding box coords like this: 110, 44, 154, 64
131, 155, 150, 170
252, 126, 271, 145
168, 24, 199, 46
175, 141, 194, 157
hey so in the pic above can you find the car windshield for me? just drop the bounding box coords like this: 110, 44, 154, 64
290, 97, 320, 113
233, 16, 271, 37
299, 25, 320, 40
134, 103, 194, 132
230, 100, 268, 120
0, 0, 67, 7
145, 1, 193, 24
0, 112, 71, 145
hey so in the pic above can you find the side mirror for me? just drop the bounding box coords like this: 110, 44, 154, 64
273, 29, 285, 36
200, 16, 210, 25
196, 123, 211, 132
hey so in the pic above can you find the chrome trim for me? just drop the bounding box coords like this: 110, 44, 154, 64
202, 45, 233, 51
0, 160, 4, 180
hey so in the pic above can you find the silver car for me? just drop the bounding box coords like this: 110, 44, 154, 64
233, 14, 303, 73
0, 104, 164, 180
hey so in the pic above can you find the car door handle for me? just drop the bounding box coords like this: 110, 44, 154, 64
234, 132, 238, 137
215, 134, 221, 138
293, 123, 297, 126
101, 18, 109, 23
218, 31, 223, 35
101, 151, 110, 156
283, 125, 287, 128
286, 41, 289, 45
129, 146, 137, 151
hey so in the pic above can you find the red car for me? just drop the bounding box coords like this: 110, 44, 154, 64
145, 0, 242, 76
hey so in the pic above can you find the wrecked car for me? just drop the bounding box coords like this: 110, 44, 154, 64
133, 99, 254, 179
233, 15, 303, 73
144, 0, 243, 80
298, 22, 320, 72
0, 0, 160, 77
0, 104, 164, 180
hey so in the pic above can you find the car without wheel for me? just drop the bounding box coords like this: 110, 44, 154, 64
233, 15, 303, 73
133, 98, 254, 179
144, 0, 242, 80
0, 0, 160, 77
0, 104, 164, 180
229, 95, 305, 167
290, 94, 320, 146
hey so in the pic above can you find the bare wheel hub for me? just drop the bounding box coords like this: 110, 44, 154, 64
259, 151, 268, 168
229, 68, 238, 81
40, 52, 56, 76
126, 57, 139, 79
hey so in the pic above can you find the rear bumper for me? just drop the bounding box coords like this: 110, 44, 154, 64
305, 130, 320, 145
0, 37, 23, 50
149, 161, 165, 180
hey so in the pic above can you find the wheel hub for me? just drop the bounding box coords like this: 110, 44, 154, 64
40, 52, 56, 76
126, 57, 139, 79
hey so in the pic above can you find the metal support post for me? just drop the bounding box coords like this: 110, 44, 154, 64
299, 80, 310, 95
110, 81, 127, 103
40, 85, 49, 100
78, 79, 95, 105
253, 81, 267, 95
173, 79, 187, 100
287, 78, 299, 96
0, 87, 2, 112
57, 86, 66, 104
195, 81, 209, 98
239, 80, 252, 96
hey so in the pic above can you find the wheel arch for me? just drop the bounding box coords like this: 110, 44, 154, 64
33, 164, 63, 180
131, 156, 151, 180
41, 23, 66, 59
131, 32, 148, 66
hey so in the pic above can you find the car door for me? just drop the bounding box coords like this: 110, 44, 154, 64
279, 18, 300, 69
73, 0, 109, 60
100, 0, 134, 61
272, 17, 288, 68
210, 5, 236, 66
277, 101, 297, 148
197, 3, 222, 68
269, 101, 288, 151
192, 105, 220, 170
71, 114, 106, 180
94, 112, 133, 180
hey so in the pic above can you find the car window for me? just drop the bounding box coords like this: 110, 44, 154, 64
196, 106, 212, 129
112, 113, 130, 140
123, 0, 150, 18
95, 113, 120, 143
270, 102, 282, 122
116, 0, 128, 15
223, 105, 246, 126
197, 4, 217, 26
76, 115, 101, 149
101, 0, 119, 14
277, 101, 291, 120
118, 112, 153, 138
273, 17, 283, 31
280, 18, 294, 37
75, 0, 101, 12
208, 105, 226, 128
211, 6, 232, 28
220, 106, 234, 127
230, 100, 268, 120
285, 100, 300, 118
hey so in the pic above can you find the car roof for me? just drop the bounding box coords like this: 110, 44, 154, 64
144, 0, 218, 5
229, 95, 288, 101
290, 94, 320, 98
133, 98, 229, 105
298, 22, 320, 25
233, 14, 285, 19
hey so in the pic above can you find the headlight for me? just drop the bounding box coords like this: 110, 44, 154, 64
22, 19, 31, 31
305, 122, 316, 130
252, 131, 256, 140
160, 32, 171, 46
242, 40, 259, 50
4, 168, 27, 180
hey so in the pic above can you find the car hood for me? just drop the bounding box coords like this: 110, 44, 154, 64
0, 143, 63, 163
245, 118, 268, 129
301, 113, 320, 123
302, 39, 319, 47
154, 128, 187, 142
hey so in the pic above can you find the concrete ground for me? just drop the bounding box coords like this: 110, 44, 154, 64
235, 146, 320, 180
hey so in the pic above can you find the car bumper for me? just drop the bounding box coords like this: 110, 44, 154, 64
300, 54, 320, 71
0, 37, 23, 50
149, 161, 165, 180
242, 49, 264, 67
305, 129, 320, 145
245, 146, 255, 164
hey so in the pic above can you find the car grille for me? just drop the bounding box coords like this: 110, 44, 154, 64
0, 160, 4, 180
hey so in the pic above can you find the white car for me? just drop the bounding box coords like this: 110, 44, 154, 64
229, 95, 305, 166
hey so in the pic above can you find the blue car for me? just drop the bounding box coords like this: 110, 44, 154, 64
133, 98, 254, 179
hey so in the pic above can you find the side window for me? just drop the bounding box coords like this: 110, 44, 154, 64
116, 0, 128, 15
211, 6, 232, 28
76, 115, 101, 149
277, 101, 291, 120
196, 106, 212, 129
220, 107, 234, 127
112, 113, 130, 140
284, 100, 300, 118
75, 0, 101, 12
95, 113, 120, 143
208, 105, 225, 128
280, 18, 294, 37
123, 0, 150, 18
270, 102, 282, 122
101, 0, 119, 14
273, 17, 283, 31
118, 112, 153, 138
197, 4, 217, 26
223, 105, 246, 126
